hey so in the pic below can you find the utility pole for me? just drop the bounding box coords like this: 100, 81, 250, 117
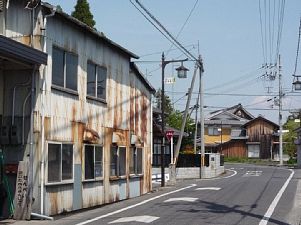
199, 57, 205, 178
278, 55, 283, 165
160, 53, 188, 187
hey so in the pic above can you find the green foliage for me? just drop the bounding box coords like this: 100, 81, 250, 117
154, 89, 173, 115
56, 5, 63, 12
71, 0, 96, 28
283, 119, 299, 158
167, 110, 194, 134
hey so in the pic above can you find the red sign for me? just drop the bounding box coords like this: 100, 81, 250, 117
165, 130, 174, 141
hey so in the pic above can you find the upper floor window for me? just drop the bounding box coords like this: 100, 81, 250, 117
52, 46, 78, 91
47, 143, 73, 183
87, 61, 107, 100
208, 127, 220, 136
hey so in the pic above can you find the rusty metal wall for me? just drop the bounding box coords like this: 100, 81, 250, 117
3, 3, 153, 216
45, 185, 73, 216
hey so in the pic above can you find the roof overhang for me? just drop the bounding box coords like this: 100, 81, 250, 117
0, 35, 47, 66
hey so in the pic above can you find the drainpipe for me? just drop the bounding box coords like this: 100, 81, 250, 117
12, 77, 31, 126
39, 6, 55, 217
26, 65, 36, 220
22, 92, 31, 145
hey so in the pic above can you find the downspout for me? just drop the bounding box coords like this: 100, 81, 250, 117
27, 65, 36, 220
39, 5, 55, 217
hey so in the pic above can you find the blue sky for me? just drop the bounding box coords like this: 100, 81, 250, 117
46, 0, 301, 123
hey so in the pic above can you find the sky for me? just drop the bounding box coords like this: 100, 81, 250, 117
46, 0, 301, 123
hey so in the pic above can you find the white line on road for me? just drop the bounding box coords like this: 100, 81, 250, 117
75, 184, 197, 225
109, 215, 159, 224
224, 169, 238, 178
195, 187, 221, 191
259, 169, 295, 225
164, 197, 198, 202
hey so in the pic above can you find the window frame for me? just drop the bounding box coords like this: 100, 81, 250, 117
86, 60, 107, 102
83, 144, 104, 181
46, 141, 74, 185
109, 145, 127, 179
52, 45, 78, 93
208, 127, 220, 136
129, 147, 144, 176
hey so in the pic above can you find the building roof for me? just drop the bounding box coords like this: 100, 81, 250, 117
130, 62, 156, 94
41, 2, 139, 59
243, 115, 279, 129
209, 103, 254, 120
0, 35, 47, 65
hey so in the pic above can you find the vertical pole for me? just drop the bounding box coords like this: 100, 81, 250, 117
278, 55, 283, 165
199, 57, 205, 178
194, 79, 201, 154
161, 53, 165, 187
171, 136, 174, 164
220, 121, 223, 151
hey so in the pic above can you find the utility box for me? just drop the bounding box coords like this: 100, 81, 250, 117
0, 125, 9, 145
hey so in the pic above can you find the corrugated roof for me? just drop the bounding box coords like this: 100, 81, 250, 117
41, 2, 139, 59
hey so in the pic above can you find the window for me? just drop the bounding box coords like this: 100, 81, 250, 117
110, 146, 127, 177
208, 127, 220, 136
84, 145, 103, 180
129, 147, 143, 175
48, 143, 73, 183
87, 61, 107, 100
52, 46, 78, 91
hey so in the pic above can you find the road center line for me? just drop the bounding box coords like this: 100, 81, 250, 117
75, 184, 197, 225
259, 169, 295, 225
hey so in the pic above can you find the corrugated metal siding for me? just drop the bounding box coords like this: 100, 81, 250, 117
45, 185, 73, 216
82, 181, 104, 208
4, 4, 153, 216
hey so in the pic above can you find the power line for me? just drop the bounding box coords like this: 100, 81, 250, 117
165, 0, 199, 57
133, 0, 200, 65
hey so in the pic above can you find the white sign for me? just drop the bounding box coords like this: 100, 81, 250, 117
164, 77, 176, 84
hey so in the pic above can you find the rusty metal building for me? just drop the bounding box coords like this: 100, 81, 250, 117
0, 0, 155, 218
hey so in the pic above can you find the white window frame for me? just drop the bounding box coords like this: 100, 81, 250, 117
46, 141, 74, 185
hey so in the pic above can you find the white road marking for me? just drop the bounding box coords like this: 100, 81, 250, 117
195, 187, 221, 191
109, 216, 159, 224
223, 169, 238, 178
259, 169, 294, 225
207, 169, 238, 180
75, 184, 197, 225
243, 171, 262, 177
164, 197, 198, 202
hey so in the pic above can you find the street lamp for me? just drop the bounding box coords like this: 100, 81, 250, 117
160, 52, 188, 187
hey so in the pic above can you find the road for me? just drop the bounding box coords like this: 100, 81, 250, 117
11, 164, 301, 225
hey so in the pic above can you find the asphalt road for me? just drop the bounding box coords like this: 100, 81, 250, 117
10, 164, 301, 225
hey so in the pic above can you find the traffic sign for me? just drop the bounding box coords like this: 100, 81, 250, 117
165, 130, 174, 141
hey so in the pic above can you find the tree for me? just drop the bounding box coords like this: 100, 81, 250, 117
154, 89, 173, 115
283, 118, 299, 158
167, 110, 195, 154
71, 0, 96, 28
